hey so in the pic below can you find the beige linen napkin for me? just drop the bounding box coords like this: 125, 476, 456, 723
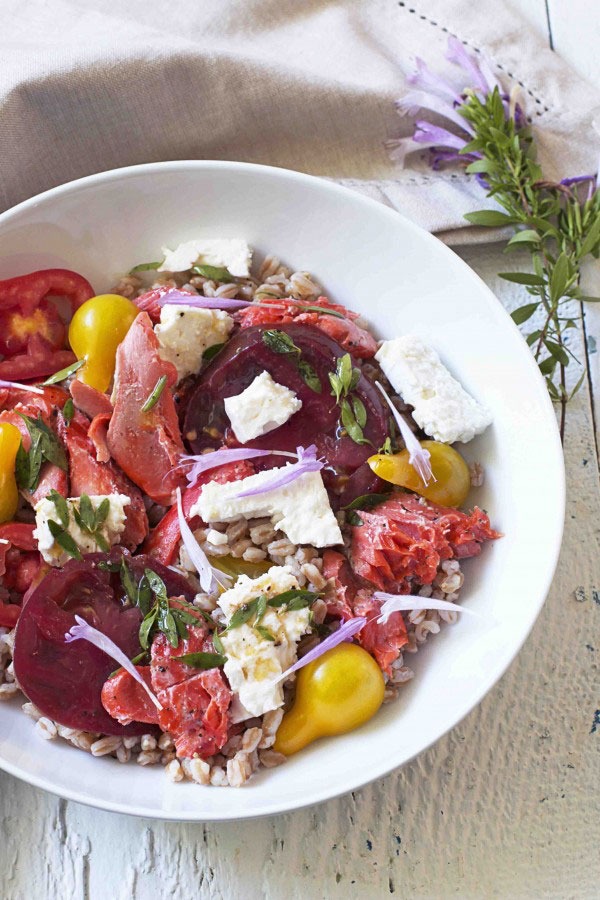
1, 0, 598, 243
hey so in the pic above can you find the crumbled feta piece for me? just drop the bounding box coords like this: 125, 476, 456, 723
154, 305, 233, 381
34, 494, 130, 567
158, 239, 252, 277
375, 335, 492, 444
224, 371, 302, 443
218, 566, 311, 719
191, 469, 343, 548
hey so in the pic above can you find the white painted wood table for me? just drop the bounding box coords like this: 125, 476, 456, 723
1, 2, 598, 898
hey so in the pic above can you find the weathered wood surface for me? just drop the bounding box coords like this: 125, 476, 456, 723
1, 3, 598, 898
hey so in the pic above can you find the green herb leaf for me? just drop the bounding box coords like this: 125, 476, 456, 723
141, 375, 168, 413
212, 630, 225, 655
342, 492, 390, 511
47, 520, 82, 560
267, 589, 316, 609
262, 330, 301, 356
42, 358, 85, 385
227, 598, 260, 630
78, 493, 96, 532
464, 210, 519, 227
18, 414, 68, 475
498, 272, 546, 286
347, 511, 363, 526
505, 230, 540, 248
378, 436, 393, 455
341, 398, 370, 446
173, 651, 227, 669
255, 626, 276, 642
203, 342, 225, 362
129, 261, 162, 273
294, 304, 344, 319
510, 303, 539, 325
48, 489, 70, 528
298, 359, 322, 393
139, 608, 157, 650
62, 398, 75, 425
192, 264, 234, 282
255, 594, 268, 624
120, 558, 138, 604
351, 395, 367, 429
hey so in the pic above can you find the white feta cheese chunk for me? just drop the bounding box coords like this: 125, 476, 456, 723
375, 335, 492, 444
224, 371, 302, 444
218, 566, 311, 719
158, 239, 252, 277
34, 494, 130, 567
154, 305, 233, 381
191, 469, 343, 548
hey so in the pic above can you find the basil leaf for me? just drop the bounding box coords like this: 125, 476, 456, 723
341, 399, 371, 446
47, 489, 69, 528
144, 569, 168, 601
228, 598, 260, 629
262, 330, 301, 356
95, 497, 111, 528
286, 594, 314, 611
141, 375, 168, 413
139, 608, 157, 649
203, 342, 225, 363
78, 494, 96, 532
192, 264, 234, 282
343, 492, 390, 511
328, 372, 343, 404
15, 441, 33, 491
337, 353, 352, 393
136, 574, 153, 616
47, 520, 82, 560
94, 533, 111, 553
378, 436, 392, 455
347, 511, 364, 526
18, 414, 68, 472
120, 558, 139, 604
62, 398, 75, 425
97, 559, 122, 573
298, 360, 322, 393
173, 651, 227, 669
42, 358, 85, 386
129, 261, 162, 273
212, 630, 225, 654
255, 594, 268, 624
267, 589, 315, 608
255, 626, 275, 642
352, 395, 367, 429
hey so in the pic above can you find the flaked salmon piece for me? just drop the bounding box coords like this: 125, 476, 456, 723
88, 413, 111, 463
322, 549, 408, 676
142, 459, 255, 565
236, 295, 378, 359
132, 286, 194, 325
107, 312, 186, 505
70, 378, 113, 419
60, 414, 149, 550
157, 669, 231, 760
151, 621, 214, 693
350, 494, 500, 592
101, 665, 159, 727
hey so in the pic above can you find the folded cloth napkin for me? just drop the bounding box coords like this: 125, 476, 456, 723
1, 0, 598, 244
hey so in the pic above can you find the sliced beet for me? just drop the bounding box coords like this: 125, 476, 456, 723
13, 549, 195, 735
183, 324, 389, 478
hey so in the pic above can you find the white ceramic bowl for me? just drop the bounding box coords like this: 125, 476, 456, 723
0, 161, 564, 820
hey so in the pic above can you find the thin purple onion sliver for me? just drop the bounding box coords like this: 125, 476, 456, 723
234, 445, 324, 499
373, 592, 479, 624
158, 289, 252, 311
176, 487, 219, 593
65, 615, 163, 710
0, 379, 44, 395
375, 381, 434, 487
178, 447, 298, 487
276, 616, 368, 683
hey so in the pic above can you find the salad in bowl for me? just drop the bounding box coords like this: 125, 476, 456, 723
0, 238, 499, 789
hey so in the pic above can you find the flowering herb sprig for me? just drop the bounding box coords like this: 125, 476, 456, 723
390, 37, 600, 437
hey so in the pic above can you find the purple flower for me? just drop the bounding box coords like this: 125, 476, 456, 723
389, 36, 507, 171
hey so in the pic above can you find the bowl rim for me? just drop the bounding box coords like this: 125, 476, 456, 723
0, 159, 565, 820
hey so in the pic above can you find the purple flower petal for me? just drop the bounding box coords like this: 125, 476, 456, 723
176, 487, 221, 593
396, 91, 474, 134
445, 36, 491, 95
375, 381, 434, 487
177, 447, 298, 487
65, 615, 163, 710
386, 136, 442, 166
276, 616, 368, 683
407, 57, 462, 104
372, 592, 478, 624
158, 289, 252, 311
234, 445, 324, 499
0, 379, 44, 395
414, 121, 467, 151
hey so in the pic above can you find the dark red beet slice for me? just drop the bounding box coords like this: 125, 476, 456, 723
13, 549, 195, 735
183, 324, 389, 484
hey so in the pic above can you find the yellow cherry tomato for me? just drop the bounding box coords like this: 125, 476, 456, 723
273, 643, 385, 756
0, 422, 22, 523
68, 294, 139, 393
368, 440, 471, 508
